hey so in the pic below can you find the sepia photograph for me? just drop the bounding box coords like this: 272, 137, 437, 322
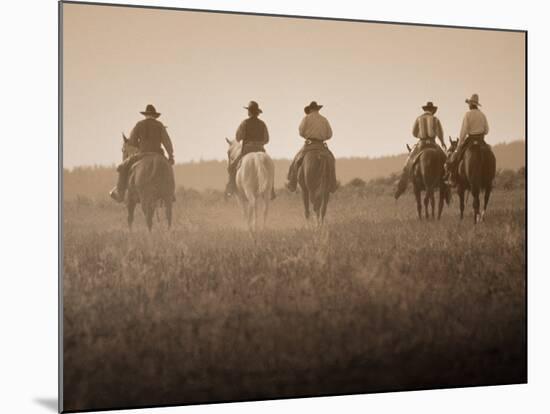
60, 1, 526, 412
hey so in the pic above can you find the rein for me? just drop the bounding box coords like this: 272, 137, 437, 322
228, 141, 243, 165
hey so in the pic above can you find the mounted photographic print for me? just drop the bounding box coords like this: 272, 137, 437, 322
60, 1, 526, 412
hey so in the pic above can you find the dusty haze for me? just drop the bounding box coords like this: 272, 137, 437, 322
62, 3, 525, 168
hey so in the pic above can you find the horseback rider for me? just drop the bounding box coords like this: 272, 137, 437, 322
394, 101, 447, 199
109, 104, 175, 202
286, 101, 337, 192
226, 101, 275, 199
446, 94, 489, 186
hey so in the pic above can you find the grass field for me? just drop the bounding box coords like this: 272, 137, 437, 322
62, 187, 526, 411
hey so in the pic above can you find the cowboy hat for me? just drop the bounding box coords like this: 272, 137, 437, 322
422, 101, 438, 113
140, 104, 161, 118
465, 93, 482, 106
305, 101, 323, 112
244, 101, 263, 114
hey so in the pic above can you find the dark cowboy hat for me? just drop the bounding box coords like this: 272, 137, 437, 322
465, 93, 482, 106
305, 101, 323, 113
422, 101, 438, 113
244, 101, 263, 114
140, 104, 161, 118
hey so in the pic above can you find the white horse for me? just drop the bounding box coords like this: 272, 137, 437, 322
226, 138, 275, 232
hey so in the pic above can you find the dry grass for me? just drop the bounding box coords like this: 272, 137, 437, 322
62, 189, 526, 412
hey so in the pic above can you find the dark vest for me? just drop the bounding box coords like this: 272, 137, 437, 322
242, 117, 266, 143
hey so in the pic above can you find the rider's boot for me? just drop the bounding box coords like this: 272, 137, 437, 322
394, 165, 409, 200
285, 167, 298, 192
109, 169, 127, 203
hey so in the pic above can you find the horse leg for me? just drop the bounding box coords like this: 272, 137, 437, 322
437, 188, 444, 220
247, 197, 257, 232
165, 200, 173, 229
481, 185, 492, 222
430, 189, 436, 220
471, 186, 481, 224
320, 193, 330, 225
423, 191, 430, 220
156, 201, 161, 223
142, 201, 154, 231
458, 187, 465, 220
301, 188, 310, 221
251, 197, 259, 232
313, 198, 320, 226
414, 188, 422, 220
262, 196, 269, 229
127, 198, 136, 230
245, 202, 252, 231
237, 192, 248, 220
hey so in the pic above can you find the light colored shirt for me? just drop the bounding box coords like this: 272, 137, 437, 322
299, 111, 333, 141
459, 109, 489, 141
412, 112, 444, 140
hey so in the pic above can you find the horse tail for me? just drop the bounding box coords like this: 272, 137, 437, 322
483, 146, 497, 188
319, 154, 329, 198
420, 150, 438, 190
256, 153, 273, 197
469, 144, 496, 191
311, 153, 329, 211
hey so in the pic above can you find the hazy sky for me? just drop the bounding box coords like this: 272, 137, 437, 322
62, 3, 525, 168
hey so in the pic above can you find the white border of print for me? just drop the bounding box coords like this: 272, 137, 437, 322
1, 0, 546, 413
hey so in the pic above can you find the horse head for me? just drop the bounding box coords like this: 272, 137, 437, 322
446, 136, 459, 159
122, 133, 139, 161
225, 137, 242, 165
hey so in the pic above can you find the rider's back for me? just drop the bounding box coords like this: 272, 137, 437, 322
131, 118, 167, 154
241, 117, 268, 143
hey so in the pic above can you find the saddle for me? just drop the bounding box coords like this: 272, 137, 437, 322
297, 139, 337, 192
241, 142, 266, 156
411, 140, 443, 168
456, 134, 489, 164
465, 135, 487, 148
233, 142, 266, 170
303, 139, 329, 154
118, 151, 158, 172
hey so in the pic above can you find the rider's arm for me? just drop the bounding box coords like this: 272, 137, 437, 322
236, 120, 246, 142
459, 114, 469, 142
128, 122, 141, 147
262, 122, 269, 144
483, 113, 489, 135
324, 119, 333, 141
412, 118, 420, 138
298, 117, 307, 139
160, 126, 174, 160
436, 118, 446, 148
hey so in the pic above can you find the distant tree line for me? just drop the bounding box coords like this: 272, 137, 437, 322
341, 166, 525, 198
64, 140, 525, 201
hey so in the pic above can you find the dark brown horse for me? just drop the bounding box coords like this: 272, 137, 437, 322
298, 150, 332, 225
407, 143, 449, 220
447, 137, 496, 223
121, 134, 175, 231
